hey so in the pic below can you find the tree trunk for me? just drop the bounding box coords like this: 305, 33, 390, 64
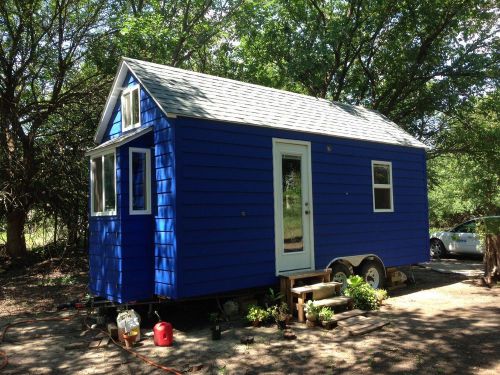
6, 209, 28, 259
483, 234, 500, 285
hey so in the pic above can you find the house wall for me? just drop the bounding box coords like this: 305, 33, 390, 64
174, 117, 428, 299
89, 72, 177, 302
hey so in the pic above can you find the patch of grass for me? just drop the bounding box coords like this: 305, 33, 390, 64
35, 275, 78, 286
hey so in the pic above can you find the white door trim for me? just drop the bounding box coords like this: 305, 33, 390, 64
272, 138, 315, 275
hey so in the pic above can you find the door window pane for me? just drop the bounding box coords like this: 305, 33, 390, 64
104, 153, 116, 211
282, 155, 303, 253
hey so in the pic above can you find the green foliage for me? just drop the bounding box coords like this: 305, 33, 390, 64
318, 306, 334, 322
35, 275, 78, 287
269, 301, 289, 322
428, 93, 500, 228
344, 275, 384, 311
476, 217, 500, 247
246, 304, 270, 324
304, 300, 321, 317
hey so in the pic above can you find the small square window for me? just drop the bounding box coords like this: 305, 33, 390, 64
122, 85, 140, 130
372, 161, 393, 212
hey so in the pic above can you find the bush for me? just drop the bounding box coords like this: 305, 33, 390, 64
344, 275, 386, 311
318, 306, 334, 321
246, 304, 270, 325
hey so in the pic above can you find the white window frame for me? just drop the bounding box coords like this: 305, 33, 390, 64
129, 147, 152, 215
121, 85, 141, 131
90, 150, 117, 216
371, 160, 394, 213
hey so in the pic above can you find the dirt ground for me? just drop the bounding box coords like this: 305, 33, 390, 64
0, 257, 499, 375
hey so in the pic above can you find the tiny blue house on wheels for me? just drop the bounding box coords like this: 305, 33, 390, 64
87, 58, 429, 303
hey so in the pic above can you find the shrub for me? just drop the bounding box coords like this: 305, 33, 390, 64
246, 304, 270, 325
318, 306, 334, 321
344, 275, 386, 311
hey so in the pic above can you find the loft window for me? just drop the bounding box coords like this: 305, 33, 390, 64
91, 151, 116, 216
372, 161, 394, 212
122, 85, 140, 130
129, 148, 151, 215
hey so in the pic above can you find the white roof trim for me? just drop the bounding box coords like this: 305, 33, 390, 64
87, 125, 153, 156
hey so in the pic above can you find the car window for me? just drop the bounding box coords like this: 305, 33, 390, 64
453, 220, 476, 233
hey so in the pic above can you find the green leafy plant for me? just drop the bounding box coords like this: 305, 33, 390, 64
344, 275, 385, 311
246, 305, 270, 326
374, 289, 389, 305
318, 306, 334, 322
270, 301, 289, 322
304, 300, 321, 320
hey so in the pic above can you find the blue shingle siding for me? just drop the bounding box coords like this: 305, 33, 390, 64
154, 116, 177, 299
174, 117, 428, 299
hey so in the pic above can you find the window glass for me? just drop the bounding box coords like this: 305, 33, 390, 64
132, 152, 147, 211
282, 155, 303, 253
91, 152, 116, 215
104, 153, 116, 211
372, 161, 393, 212
454, 221, 476, 233
373, 164, 390, 184
122, 92, 131, 128
132, 88, 140, 125
92, 157, 103, 212
374, 188, 391, 210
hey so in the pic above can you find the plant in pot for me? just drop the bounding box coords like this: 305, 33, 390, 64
209, 313, 222, 340
318, 307, 336, 330
246, 305, 269, 327
271, 302, 290, 330
304, 300, 320, 326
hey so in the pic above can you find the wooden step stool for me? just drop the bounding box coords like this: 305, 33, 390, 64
290, 282, 345, 322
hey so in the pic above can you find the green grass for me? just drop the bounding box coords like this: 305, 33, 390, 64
35, 275, 78, 286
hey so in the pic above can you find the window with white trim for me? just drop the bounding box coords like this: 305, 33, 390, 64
129, 148, 151, 215
121, 85, 140, 131
91, 151, 116, 216
372, 161, 394, 212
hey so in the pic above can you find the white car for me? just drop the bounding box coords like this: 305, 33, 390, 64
430, 216, 499, 258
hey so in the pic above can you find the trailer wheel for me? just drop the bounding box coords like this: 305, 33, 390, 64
360, 260, 385, 289
330, 262, 352, 290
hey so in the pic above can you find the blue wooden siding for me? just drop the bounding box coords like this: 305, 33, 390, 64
153, 116, 177, 299
174, 117, 428, 299
89, 70, 175, 302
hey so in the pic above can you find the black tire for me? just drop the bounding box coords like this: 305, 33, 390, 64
430, 239, 447, 259
360, 260, 385, 289
330, 262, 352, 290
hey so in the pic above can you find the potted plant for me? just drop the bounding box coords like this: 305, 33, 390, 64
246, 305, 269, 327
271, 302, 290, 330
304, 300, 320, 325
209, 313, 222, 340
318, 307, 336, 330
122, 330, 138, 348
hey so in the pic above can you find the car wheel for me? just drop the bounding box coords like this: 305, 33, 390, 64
430, 239, 446, 259
330, 262, 352, 291
360, 260, 385, 289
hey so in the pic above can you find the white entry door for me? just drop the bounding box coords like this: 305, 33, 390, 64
273, 139, 315, 274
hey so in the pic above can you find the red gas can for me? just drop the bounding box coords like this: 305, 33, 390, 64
153, 321, 173, 347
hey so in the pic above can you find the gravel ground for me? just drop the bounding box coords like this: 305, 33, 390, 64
1, 259, 499, 375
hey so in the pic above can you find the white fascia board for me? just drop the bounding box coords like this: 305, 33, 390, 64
86, 126, 153, 157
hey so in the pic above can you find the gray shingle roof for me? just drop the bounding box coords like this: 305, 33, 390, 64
110, 57, 426, 148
